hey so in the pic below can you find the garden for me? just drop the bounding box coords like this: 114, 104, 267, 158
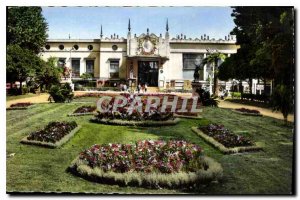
6, 94, 294, 194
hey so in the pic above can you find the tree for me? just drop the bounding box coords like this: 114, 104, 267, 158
7, 7, 48, 54
36, 57, 62, 92
7, 44, 41, 94
202, 52, 226, 96
224, 7, 294, 122
271, 84, 293, 125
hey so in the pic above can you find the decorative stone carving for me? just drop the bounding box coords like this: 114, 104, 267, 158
137, 33, 158, 55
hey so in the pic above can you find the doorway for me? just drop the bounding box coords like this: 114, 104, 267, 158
138, 61, 159, 87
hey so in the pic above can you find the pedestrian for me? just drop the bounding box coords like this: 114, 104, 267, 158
137, 84, 141, 93
123, 84, 127, 92
144, 83, 148, 93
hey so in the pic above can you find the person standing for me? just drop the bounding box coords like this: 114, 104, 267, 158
137, 84, 141, 93
144, 83, 148, 93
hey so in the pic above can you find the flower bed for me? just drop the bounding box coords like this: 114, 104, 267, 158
91, 94, 180, 126
68, 140, 223, 189
192, 124, 262, 154
232, 108, 262, 116
21, 121, 81, 148
68, 105, 97, 116
7, 102, 35, 110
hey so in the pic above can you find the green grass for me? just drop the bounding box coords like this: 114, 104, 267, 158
6, 99, 294, 194
6, 93, 41, 101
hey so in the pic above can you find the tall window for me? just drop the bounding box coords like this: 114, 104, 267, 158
110, 60, 119, 78
72, 59, 80, 78
182, 54, 204, 80
86, 60, 94, 76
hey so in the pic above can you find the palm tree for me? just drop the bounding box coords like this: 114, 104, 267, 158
202, 52, 226, 96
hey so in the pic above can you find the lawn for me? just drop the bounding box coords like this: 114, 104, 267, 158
6, 98, 294, 194
6, 93, 40, 101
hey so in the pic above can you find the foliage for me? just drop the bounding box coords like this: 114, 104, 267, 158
36, 57, 62, 91
6, 44, 42, 94
201, 52, 226, 96
196, 88, 219, 107
224, 7, 294, 118
7, 7, 48, 54
78, 140, 204, 174
271, 84, 293, 124
199, 124, 253, 148
80, 73, 94, 79
231, 92, 241, 99
48, 83, 74, 103
27, 121, 77, 143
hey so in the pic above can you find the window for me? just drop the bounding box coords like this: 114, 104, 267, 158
110, 60, 119, 78
182, 54, 204, 80
57, 58, 66, 68
183, 54, 203, 69
112, 45, 118, 51
59, 44, 64, 50
88, 45, 93, 50
86, 60, 94, 76
71, 59, 80, 78
45, 44, 50, 50
73, 44, 79, 50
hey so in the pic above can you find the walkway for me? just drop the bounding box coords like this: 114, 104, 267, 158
6, 92, 294, 122
219, 100, 294, 122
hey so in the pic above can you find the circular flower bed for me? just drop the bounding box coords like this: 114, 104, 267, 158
233, 108, 262, 116
69, 140, 223, 189
91, 94, 180, 126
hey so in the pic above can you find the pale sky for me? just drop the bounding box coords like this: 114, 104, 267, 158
42, 6, 235, 40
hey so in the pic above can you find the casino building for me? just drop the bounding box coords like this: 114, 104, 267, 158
41, 19, 240, 92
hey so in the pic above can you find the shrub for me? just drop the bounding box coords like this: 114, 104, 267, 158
231, 92, 241, 99
196, 88, 219, 107
48, 83, 74, 103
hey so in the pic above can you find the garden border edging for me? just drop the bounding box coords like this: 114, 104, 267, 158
191, 127, 263, 154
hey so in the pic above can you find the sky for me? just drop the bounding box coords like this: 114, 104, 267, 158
42, 7, 235, 40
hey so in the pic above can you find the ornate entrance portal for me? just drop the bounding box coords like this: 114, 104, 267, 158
138, 61, 159, 86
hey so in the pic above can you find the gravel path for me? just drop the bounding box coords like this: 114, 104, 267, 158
219, 100, 294, 122
6, 92, 294, 122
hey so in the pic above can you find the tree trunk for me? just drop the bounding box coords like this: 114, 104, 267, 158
284, 115, 288, 125
249, 78, 253, 95
213, 73, 219, 97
